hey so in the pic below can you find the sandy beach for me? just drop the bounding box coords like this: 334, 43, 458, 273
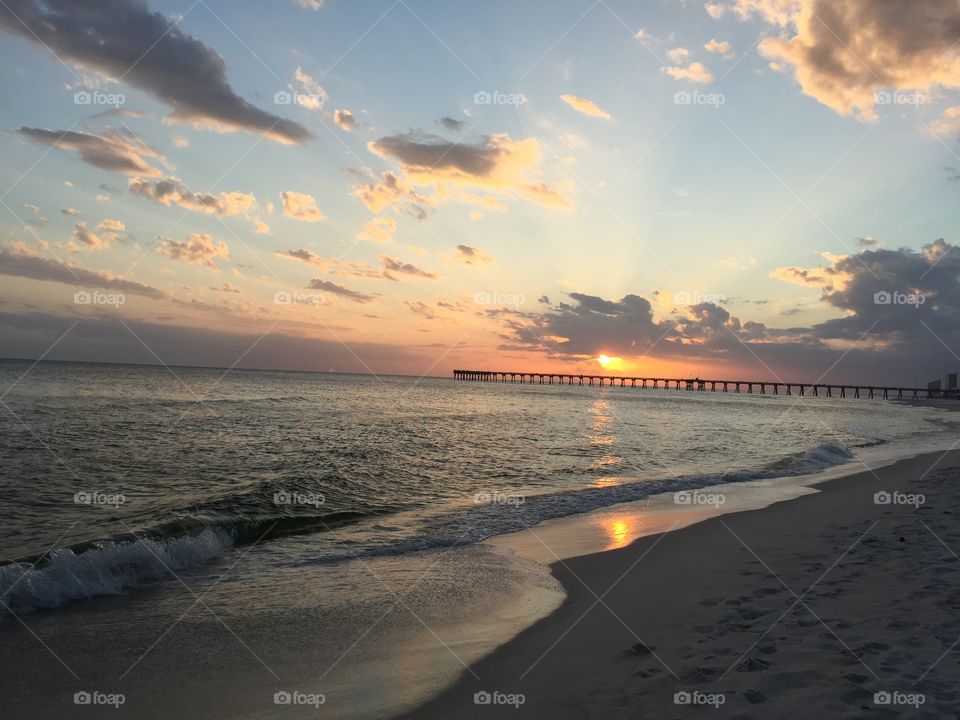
402, 447, 960, 719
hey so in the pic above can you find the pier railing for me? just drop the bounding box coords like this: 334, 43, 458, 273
452, 369, 948, 400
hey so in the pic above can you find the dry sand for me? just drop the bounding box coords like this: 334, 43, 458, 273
401, 448, 960, 719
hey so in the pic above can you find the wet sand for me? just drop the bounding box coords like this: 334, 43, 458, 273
402, 448, 960, 719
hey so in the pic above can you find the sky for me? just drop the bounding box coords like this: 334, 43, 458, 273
1, 0, 960, 385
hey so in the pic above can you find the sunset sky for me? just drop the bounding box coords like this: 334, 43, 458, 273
2, 0, 960, 384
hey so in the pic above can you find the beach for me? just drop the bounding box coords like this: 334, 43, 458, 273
403, 447, 960, 719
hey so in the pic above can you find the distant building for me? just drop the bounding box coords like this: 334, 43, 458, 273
946, 373, 958, 392
929, 379, 942, 392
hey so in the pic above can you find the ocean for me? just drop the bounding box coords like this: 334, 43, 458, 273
1, 359, 956, 718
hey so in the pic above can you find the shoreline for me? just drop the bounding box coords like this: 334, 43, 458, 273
400, 445, 960, 718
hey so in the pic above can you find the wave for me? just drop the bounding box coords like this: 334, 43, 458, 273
1, 442, 859, 615
0, 529, 231, 614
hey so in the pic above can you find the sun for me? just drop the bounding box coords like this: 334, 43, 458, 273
597, 354, 612, 368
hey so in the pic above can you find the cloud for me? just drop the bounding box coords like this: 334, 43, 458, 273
333, 109, 357, 131
0, 310, 433, 374
306, 278, 374, 303
744, 0, 960, 121
355, 216, 397, 244
281, 191, 325, 222
704, 39, 734, 57
0, 245, 164, 298
277, 248, 329, 269
130, 177, 256, 215
666, 47, 690, 63
22, 203, 39, 214
438, 116, 465, 131
662, 62, 715, 83
61, 208, 80, 216
68, 219, 125, 251
293, 0, 324, 9
931, 106, 960, 136
560, 94, 612, 119
158, 233, 229, 267
367, 132, 572, 211
405, 300, 437, 319
449, 244, 494, 266
289, 67, 327, 112
380, 256, 438, 279
17, 128, 164, 176
353, 171, 429, 218
0, 0, 311, 144
705, 0, 799, 25
211, 282, 241, 293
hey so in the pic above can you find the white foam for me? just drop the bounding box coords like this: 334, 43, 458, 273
0, 529, 232, 614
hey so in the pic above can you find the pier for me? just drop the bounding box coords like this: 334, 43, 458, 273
452, 370, 948, 400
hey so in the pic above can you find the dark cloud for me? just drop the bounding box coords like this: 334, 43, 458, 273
17, 128, 164, 176
504, 242, 960, 384
0, 311, 425, 374
0, 0, 311, 144
307, 279, 374, 303
0, 247, 165, 299
438, 116, 465, 132
753, 0, 960, 121
371, 132, 499, 175
405, 300, 437, 319
380, 256, 438, 279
